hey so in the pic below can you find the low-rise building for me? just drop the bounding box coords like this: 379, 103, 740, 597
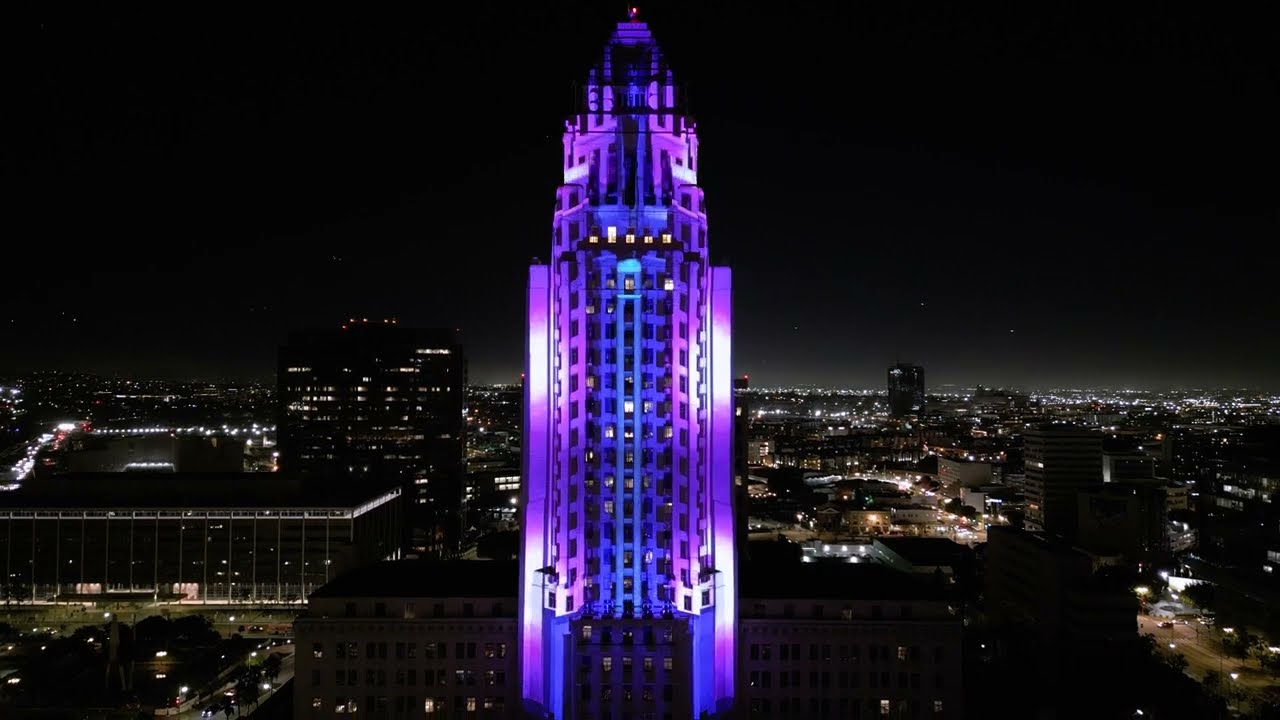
294, 560, 519, 719
0, 473, 401, 602
739, 562, 963, 718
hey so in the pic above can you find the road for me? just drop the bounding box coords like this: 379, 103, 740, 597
175, 646, 294, 720
1140, 615, 1271, 692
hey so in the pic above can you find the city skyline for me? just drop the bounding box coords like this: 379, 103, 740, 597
14, 3, 1276, 389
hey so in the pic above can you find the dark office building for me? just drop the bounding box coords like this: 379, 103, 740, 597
278, 321, 465, 556
1023, 425, 1103, 540
887, 363, 925, 417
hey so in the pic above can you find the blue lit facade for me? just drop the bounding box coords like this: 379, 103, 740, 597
519, 15, 736, 719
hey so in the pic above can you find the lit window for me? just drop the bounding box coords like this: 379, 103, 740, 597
643, 235, 653, 243
424, 699, 436, 714
664, 278, 675, 291
897, 646, 908, 661
664, 657, 673, 670
625, 233, 635, 243
881, 699, 890, 716
589, 234, 599, 244
582, 625, 593, 640
624, 400, 635, 414
312, 698, 322, 709
607, 226, 617, 242
661, 232, 672, 243
466, 697, 477, 712
934, 700, 944, 714
602, 657, 613, 671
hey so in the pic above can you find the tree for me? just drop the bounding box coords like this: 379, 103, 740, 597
134, 615, 171, 644
235, 670, 261, 709
171, 615, 219, 647
1259, 648, 1280, 678
1203, 669, 1222, 695
1182, 582, 1215, 612
262, 653, 282, 684
1165, 652, 1189, 674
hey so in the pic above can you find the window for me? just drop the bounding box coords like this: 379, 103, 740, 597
897, 646, 908, 661
663, 657, 673, 671
934, 700, 944, 714
663, 277, 675, 291
312, 643, 323, 659
880, 699, 891, 716
311, 697, 322, 710
466, 697, 477, 712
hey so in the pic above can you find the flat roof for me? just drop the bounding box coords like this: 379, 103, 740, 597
741, 560, 945, 601
874, 537, 970, 567
2, 473, 399, 510
311, 560, 519, 599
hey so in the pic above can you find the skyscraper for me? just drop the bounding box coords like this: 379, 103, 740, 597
887, 362, 926, 417
518, 13, 736, 718
278, 320, 465, 556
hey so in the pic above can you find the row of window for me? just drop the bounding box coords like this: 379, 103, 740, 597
746, 669, 946, 691
578, 683, 675, 703
319, 668, 507, 688
321, 695, 506, 714
319, 641, 508, 661
340, 601, 508, 618
748, 643, 943, 663
585, 654, 676, 672
747, 697, 945, 718
749, 603, 920, 619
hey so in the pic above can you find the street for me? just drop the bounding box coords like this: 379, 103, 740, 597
174, 646, 294, 720
1140, 615, 1270, 692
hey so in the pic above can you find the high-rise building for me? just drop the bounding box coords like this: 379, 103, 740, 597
278, 321, 465, 556
1023, 425, 1103, 540
887, 363, 925, 417
734, 377, 751, 560
518, 13, 736, 718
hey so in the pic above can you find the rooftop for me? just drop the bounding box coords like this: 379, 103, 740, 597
874, 537, 970, 567
311, 560, 519, 599
4, 473, 398, 510
740, 560, 945, 601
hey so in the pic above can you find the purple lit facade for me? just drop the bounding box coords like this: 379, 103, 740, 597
519, 16, 735, 719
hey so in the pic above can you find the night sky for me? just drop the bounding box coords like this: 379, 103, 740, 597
14, 3, 1277, 389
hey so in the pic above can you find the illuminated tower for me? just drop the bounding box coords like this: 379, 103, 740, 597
519, 11, 736, 719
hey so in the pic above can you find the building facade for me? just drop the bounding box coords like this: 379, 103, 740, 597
294, 561, 519, 719
887, 364, 925, 417
1022, 425, 1103, 540
278, 322, 465, 556
519, 13, 736, 718
738, 563, 963, 719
